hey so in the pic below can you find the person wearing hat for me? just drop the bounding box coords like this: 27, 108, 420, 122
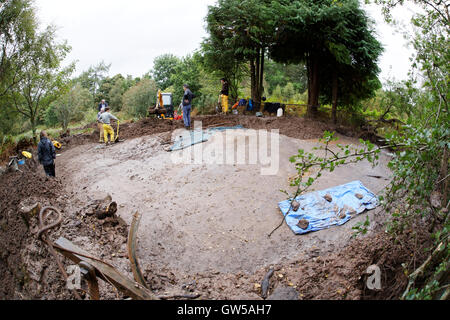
38, 130, 56, 177
220, 78, 229, 114
99, 106, 119, 145
182, 84, 195, 130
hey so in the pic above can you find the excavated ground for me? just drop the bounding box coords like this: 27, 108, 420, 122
0, 115, 434, 300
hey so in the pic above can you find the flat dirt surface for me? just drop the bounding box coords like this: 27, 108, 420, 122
56, 115, 391, 296
1, 115, 432, 300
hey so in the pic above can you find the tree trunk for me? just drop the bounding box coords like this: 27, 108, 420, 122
260, 48, 265, 100
307, 54, 320, 117
255, 51, 261, 111
31, 119, 37, 144
332, 70, 338, 124
439, 145, 448, 205
250, 59, 256, 105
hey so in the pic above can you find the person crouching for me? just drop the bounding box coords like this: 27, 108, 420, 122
99, 106, 119, 145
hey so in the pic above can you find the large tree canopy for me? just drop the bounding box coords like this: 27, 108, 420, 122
151, 54, 181, 91
205, 0, 278, 109
0, 0, 37, 97
270, 0, 383, 117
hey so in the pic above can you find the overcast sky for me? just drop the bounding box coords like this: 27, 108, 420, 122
35, 0, 415, 83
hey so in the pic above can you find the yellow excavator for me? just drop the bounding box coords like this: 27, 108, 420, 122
148, 90, 175, 120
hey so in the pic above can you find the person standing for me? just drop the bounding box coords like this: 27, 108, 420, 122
220, 78, 229, 114
38, 130, 56, 177
182, 84, 195, 130
98, 99, 108, 112
99, 106, 119, 145
97, 107, 105, 143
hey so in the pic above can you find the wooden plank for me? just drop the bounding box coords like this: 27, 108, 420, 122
54, 237, 158, 300
127, 212, 148, 288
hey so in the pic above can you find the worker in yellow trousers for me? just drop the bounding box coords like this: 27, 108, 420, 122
98, 107, 119, 145
220, 78, 229, 113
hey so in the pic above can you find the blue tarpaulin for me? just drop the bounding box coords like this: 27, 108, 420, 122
170, 126, 244, 151
278, 180, 379, 235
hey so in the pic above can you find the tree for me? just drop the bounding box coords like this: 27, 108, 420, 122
122, 78, 157, 119
108, 75, 127, 111
270, 0, 383, 118
170, 53, 203, 106
0, 0, 37, 98
151, 54, 181, 91
10, 25, 74, 142
76, 61, 110, 102
205, 0, 278, 110
45, 83, 92, 131
97, 73, 126, 108
200, 31, 247, 101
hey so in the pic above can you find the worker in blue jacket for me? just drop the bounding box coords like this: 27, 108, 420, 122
182, 84, 195, 130
38, 130, 56, 177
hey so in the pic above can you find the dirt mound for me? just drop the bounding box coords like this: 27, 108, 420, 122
172, 220, 433, 300
0, 163, 131, 300
0, 169, 65, 299
279, 222, 434, 300
108, 114, 341, 143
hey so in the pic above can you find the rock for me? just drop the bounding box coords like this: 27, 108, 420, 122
324, 194, 333, 202
297, 219, 309, 230
338, 211, 347, 219
291, 200, 300, 212
267, 286, 298, 300
430, 191, 442, 208
355, 193, 364, 200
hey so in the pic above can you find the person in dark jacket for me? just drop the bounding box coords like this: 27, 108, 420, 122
38, 130, 56, 177
220, 78, 229, 113
182, 84, 195, 129
98, 99, 108, 112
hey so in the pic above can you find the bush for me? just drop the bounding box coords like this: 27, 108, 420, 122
122, 78, 157, 119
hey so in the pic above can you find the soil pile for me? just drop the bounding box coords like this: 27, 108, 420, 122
0, 161, 131, 300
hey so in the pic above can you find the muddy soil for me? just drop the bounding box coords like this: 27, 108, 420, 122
0, 115, 432, 300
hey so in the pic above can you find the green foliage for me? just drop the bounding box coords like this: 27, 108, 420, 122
205, 0, 279, 106
44, 83, 92, 130
75, 61, 111, 101
0, 0, 37, 97
5, 18, 74, 142
107, 75, 127, 111
170, 53, 202, 106
352, 216, 371, 238
270, 0, 383, 115
264, 59, 307, 95
151, 54, 181, 91
122, 78, 157, 119
200, 34, 247, 100
359, 0, 449, 299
